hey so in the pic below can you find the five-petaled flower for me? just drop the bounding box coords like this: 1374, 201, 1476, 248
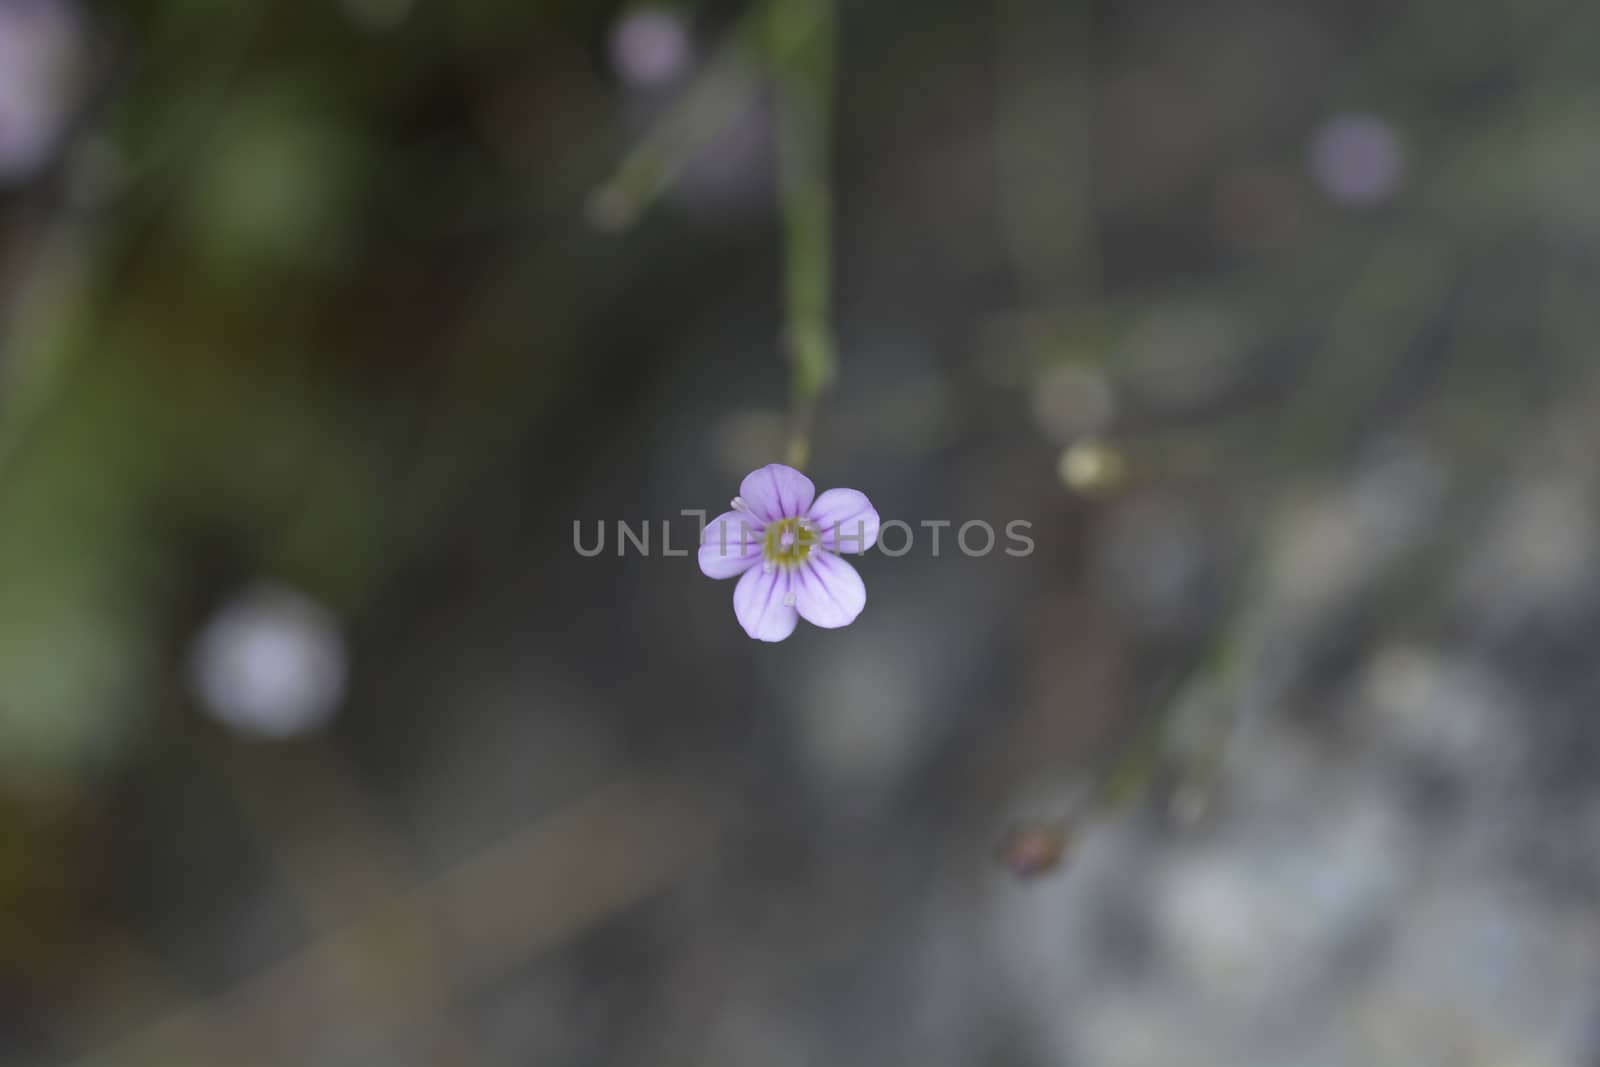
698, 463, 880, 642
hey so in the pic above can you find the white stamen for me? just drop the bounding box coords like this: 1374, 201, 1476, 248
731, 496, 749, 512
782, 591, 797, 606
763, 559, 775, 573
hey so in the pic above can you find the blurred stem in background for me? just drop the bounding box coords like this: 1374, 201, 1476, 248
768, 0, 837, 470
586, 16, 762, 231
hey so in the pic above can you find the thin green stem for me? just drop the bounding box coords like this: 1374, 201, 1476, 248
769, 0, 837, 470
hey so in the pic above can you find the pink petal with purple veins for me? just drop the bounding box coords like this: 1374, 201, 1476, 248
699, 510, 765, 579
807, 488, 880, 555
733, 565, 798, 641
739, 463, 815, 523
792, 551, 866, 629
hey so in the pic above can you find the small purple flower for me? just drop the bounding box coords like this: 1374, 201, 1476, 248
699, 463, 880, 642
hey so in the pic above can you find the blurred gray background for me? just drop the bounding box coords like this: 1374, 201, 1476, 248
2, 0, 1600, 1064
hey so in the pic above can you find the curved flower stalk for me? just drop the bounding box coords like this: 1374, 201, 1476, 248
698, 463, 878, 641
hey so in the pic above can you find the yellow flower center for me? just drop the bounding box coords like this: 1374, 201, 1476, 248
763, 516, 818, 568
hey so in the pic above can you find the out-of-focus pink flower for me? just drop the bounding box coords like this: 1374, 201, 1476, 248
0, 0, 82, 183
609, 7, 691, 89
1308, 113, 1407, 208
188, 584, 348, 739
